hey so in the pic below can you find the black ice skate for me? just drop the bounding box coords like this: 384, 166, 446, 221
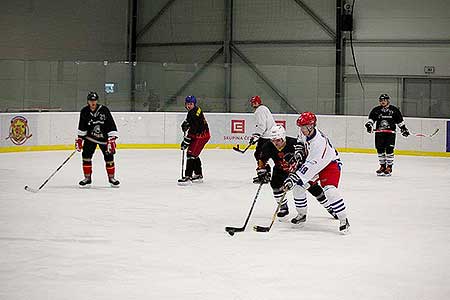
109, 177, 120, 187
384, 165, 392, 177
291, 214, 306, 225
277, 203, 289, 218
327, 208, 339, 219
177, 176, 192, 186
339, 218, 350, 234
376, 164, 386, 176
79, 177, 92, 188
191, 174, 203, 183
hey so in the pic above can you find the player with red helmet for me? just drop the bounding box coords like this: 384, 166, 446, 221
284, 112, 350, 234
249, 95, 276, 184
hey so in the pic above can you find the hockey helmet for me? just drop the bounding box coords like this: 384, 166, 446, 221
87, 91, 99, 101
269, 125, 286, 140
296, 112, 317, 127
379, 94, 390, 101
250, 95, 262, 106
185, 95, 197, 105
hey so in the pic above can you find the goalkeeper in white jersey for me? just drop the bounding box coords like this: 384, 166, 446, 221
283, 112, 350, 234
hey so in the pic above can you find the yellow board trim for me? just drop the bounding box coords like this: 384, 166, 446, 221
0, 144, 449, 157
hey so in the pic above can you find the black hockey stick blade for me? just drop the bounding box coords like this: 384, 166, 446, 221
232, 144, 251, 154
253, 225, 270, 232
24, 185, 39, 193
225, 226, 245, 236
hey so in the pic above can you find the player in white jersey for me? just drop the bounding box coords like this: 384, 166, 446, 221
249, 95, 276, 184
283, 112, 350, 234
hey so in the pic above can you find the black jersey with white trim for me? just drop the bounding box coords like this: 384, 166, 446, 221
259, 136, 298, 173
368, 105, 405, 131
77, 104, 118, 142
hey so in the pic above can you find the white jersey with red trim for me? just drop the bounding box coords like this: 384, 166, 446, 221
296, 128, 340, 184
253, 105, 276, 138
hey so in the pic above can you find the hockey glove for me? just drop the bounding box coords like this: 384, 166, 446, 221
181, 121, 190, 133
75, 137, 83, 152
249, 134, 260, 145
256, 167, 270, 181
107, 137, 117, 154
181, 136, 191, 150
283, 173, 303, 192
293, 143, 307, 164
400, 125, 410, 137
365, 122, 373, 133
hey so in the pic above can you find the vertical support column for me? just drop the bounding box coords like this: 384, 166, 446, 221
224, 0, 233, 112
127, 0, 138, 111
335, 0, 345, 115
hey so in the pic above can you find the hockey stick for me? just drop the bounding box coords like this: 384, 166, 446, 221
181, 132, 186, 179
374, 128, 439, 138
253, 192, 287, 233
225, 182, 264, 236
24, 150, 77, 193
232, 144, 252, 154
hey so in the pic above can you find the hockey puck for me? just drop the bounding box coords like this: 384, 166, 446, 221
228, 231, 235, 236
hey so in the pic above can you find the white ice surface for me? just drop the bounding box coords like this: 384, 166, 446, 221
0, 149, 449, 300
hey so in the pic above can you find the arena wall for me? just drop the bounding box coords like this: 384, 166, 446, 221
0, 112, 448, 157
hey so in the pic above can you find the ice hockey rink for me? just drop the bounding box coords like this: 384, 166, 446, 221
1, 149, 449, 300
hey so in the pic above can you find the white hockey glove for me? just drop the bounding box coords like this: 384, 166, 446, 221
293, 143, 307, 164
283, 172, 303, 192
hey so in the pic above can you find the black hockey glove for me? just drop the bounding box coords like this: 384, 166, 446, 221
256, 167, 269, 181
400, 125, 410, 137
365, 122, 373, 133
181, 121, 190, 133
249, 134, 260, 145
181, 136, 191, 150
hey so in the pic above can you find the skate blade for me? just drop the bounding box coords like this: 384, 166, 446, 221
340, 228, 350, 235
177, 181, 192, 186
79, 184, 91, 189
192, 179, 203, 183
110, 184, 120, 188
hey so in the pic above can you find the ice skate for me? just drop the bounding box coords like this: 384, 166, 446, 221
177, 176, 192, 186
291, 214, 306, 225
79, 177, 92, 188
376, 164, 386, 176
339, 218, 350, 235
191, 174, 203, 183
327, 208, 338, 220
384, 165, 392, 177
108, 177, 120, 188
277, 203, 289, 218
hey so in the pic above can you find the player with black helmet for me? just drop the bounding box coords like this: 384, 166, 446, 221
76, 91, 120, 187
365, 93, 410, 176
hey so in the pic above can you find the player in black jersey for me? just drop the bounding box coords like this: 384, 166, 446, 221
76, 91, 120, 187
365, 93, 410, 176
178, 95, 211, 184
256, 125, 337, 224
